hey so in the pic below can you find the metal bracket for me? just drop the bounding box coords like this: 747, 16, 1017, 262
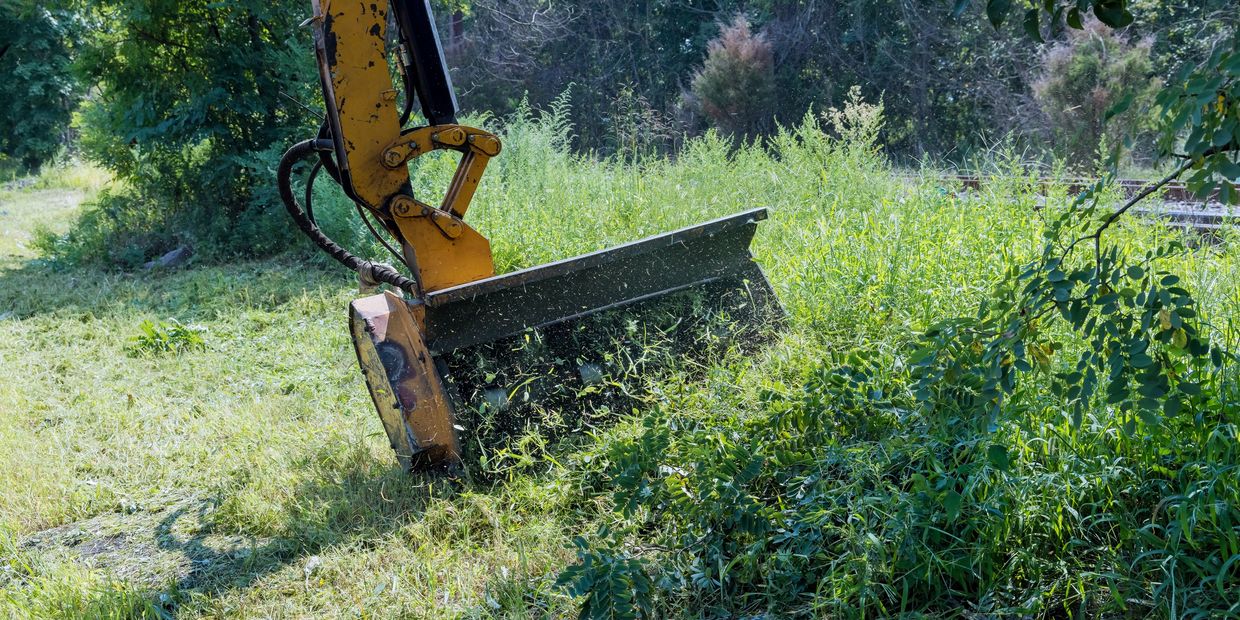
380, 124, 501, 219
390, 195, 465, 240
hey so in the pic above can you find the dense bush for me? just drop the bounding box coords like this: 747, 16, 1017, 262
1032, 20, 1161, 167
690, 15, 776, 140
553, 96, 1240, 618
63, 0, 316, 263
564, 350, 1238, 616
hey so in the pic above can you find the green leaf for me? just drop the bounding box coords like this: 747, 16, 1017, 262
986, 0, 1012, 28
943, 490, 963, 520
952, 0, 972, 18
1105, 93, 1134, 121
1066, 7, 1083, 29
1138, 406, 1161, 427
1137, 381, 1165, 398
1164, 395, 1183, 416
1022, 8, 1042, 42
987, 444, 1011, 471
1093, 2, 1133, 28
1221, 182, 1238, 205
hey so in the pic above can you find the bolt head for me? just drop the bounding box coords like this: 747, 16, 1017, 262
391, 197, 413, 215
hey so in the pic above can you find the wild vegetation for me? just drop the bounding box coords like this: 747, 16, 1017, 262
2, 0, 1239, 617
2, 93, 1239, 617
0, 0, 1233, 262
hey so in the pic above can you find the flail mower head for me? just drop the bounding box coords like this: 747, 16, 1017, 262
280, 0, 781, 471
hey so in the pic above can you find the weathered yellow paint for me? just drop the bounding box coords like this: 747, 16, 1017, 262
312, 0, 408, 210
393, 201, 495, 293
312, 1, 500, 295
380, 124, 501, 218
350, 291, 460, 469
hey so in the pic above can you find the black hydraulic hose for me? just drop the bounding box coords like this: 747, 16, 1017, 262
399, 70, 416, 127
279, 139, 419, 295
304, 126, 413, 271
304, 160, 322, 225
316, 120, 343, 185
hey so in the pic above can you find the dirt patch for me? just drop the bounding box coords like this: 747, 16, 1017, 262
20, 496, 269, 590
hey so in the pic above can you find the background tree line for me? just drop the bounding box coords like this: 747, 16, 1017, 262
446, 0, 1235, 161
0, 0, 1235, 263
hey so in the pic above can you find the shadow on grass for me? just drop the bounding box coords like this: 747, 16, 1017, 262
151, 458, 447, 615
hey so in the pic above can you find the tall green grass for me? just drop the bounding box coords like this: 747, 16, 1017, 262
1, 99, 1238, 617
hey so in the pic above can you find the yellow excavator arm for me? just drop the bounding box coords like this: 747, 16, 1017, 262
307, 0, 496, 294
279, 0, 780, 471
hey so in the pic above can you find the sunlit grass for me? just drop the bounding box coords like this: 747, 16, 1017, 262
1, 106, 1238, 617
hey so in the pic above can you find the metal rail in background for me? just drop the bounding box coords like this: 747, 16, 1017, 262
928, 174, 1237, 203
910, 174, 1240, 233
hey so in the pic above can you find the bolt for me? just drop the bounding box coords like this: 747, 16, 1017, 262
382, 149, 404, 168
432, 127, 466, 146
391, 196, 413, 216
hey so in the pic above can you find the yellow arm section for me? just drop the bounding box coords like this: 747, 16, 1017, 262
310, 0, 498, 294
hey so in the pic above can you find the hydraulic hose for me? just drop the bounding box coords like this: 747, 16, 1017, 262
278, 139, 420, 295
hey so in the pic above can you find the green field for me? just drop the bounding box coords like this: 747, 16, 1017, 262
2, 113, 1239, 617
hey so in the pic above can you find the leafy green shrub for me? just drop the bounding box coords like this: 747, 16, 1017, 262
127, 319, 207, 356
32, 187, 176, 269
556, 531, 654, 620
690, 15, 776, 140
551, 86, 1239, 616
1031, 20, 1161, 167
564, 337, 1238, 616
60, 0, 314, 263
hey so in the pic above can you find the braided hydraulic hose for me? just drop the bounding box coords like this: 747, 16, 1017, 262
278, 139, 419, 295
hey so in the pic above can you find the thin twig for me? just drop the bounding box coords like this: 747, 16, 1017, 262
279, 90, 324, 120
1094, 159, 1197, 237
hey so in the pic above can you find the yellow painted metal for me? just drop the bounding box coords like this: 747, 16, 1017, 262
391, 196, 495, 293
381, 124, 502, 218
311, 0, 408, 211
350, 291, 461, 469
312, 0, 499, 295
311, 0, 502, 469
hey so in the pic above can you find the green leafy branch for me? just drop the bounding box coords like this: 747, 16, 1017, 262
914, 1, 1238, 435
954, 0, 1136, 41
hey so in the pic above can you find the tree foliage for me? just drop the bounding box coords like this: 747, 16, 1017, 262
69, 0, 314, 260
0, 3, 82, 171
1156, 29, 1240, 202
